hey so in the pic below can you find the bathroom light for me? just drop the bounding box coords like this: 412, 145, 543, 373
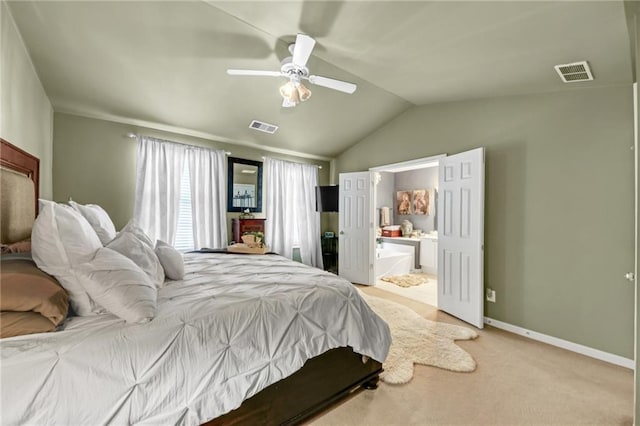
279, 75, 312, 108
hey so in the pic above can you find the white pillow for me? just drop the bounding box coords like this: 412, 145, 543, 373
120, 219, 154, 247
107, 232, 165, 287
75, 247, 156, 323
155, 240, 185, 280
31, 199, 104, 316
69, 201, 117, 245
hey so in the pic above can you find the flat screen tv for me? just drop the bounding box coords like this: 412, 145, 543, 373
315, 185, 339, 212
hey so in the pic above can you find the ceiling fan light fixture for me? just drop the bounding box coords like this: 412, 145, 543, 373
279, 80, 298, 101
227, 34, 356, 107
282, 97, 297, 108
297, 83, 312, 102
279, 80, 294, 98
279, 77, 311, 108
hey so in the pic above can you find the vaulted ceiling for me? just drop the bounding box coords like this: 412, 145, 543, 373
7, 1, 634, 159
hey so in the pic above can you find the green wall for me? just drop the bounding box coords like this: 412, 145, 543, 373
52, 112, 331, 240
633, 11, 640, 425
1, 2, 53, 198
336, 86, 635, 358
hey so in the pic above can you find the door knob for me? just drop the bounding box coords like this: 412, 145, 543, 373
625, 272, 635, 282
339, 231, 344, 235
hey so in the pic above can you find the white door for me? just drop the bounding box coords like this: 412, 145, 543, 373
339, 172, 373, 285
437, 147, 485, 328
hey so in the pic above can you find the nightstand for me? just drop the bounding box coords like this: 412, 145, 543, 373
321, 235, 338, 274
231, 218, 266, 243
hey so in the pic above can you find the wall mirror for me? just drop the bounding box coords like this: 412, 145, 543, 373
227, 157, 263, 212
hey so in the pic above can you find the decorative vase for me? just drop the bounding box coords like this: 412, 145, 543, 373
400, 219, 413, 237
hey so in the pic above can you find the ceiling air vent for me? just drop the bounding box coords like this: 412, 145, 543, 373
249, 120, 278, 134
554, 61, 594, 83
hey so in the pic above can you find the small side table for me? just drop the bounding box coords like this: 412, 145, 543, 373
231, 218, 266, 244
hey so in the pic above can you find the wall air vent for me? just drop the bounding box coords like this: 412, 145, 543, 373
554, 61, 594, 83
249, 120, 278, 134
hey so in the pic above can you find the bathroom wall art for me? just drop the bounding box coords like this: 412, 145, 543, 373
396, 191, 412, 215
413, 189, 429, 215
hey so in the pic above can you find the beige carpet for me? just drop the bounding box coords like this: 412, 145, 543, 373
360, 292, 477, 384
380, 273, 429, 288
308, 287, 634, 426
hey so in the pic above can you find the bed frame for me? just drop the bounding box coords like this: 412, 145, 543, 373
207, 347, 381, 425
0, 138, 382, 425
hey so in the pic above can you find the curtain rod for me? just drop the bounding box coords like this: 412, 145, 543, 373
126, 133, 231, 155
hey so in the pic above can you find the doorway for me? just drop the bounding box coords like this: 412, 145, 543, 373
339, 147, 485, 328
371, 157, 441, 307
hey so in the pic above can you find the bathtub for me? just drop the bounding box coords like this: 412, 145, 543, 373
375, 247, 413, 280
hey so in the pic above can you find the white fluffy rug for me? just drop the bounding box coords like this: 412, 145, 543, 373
380, 273, 429, 288
360, 292, 478, 384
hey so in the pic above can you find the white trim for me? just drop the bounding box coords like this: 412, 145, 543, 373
55, 107, 333, 162
369, 154, 446, 173
484, 317, 634, 370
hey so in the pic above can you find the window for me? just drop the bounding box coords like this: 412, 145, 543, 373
174, 162, 194, 251
134, 136, 227, 250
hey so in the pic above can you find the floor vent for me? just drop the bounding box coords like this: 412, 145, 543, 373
249, 120, 278, 134
554, 61, 594, 83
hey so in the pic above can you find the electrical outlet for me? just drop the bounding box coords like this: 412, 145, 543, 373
486, 288, 496, 303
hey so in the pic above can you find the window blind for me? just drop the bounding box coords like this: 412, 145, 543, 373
175, 163, 194, 251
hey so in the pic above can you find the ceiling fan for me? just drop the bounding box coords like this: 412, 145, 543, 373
227, 34, 357, 108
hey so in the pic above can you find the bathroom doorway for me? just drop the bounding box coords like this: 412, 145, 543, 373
370, 155, 442, 307
339, 147, 485, 327
365, 148, 485, 328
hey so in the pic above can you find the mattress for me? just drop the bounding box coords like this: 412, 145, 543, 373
1, 253, 391, 425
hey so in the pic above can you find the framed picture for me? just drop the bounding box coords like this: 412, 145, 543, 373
232, 183, 256, 208
324, 231, 335, 238
396, 191, 412, 215
413, 189, 429, 215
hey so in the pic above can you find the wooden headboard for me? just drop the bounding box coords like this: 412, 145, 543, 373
0, 138, 39, 215
0, 138, 40, 243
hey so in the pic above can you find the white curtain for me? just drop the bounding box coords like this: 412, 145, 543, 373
265, 157, 323, 268
134, 137, 187, 245
134, 137, 227, 250
187, 146, 227, 249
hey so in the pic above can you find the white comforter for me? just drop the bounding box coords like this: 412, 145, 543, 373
1, 253, 391, 425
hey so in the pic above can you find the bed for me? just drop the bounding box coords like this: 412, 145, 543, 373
0, 138, 391, 425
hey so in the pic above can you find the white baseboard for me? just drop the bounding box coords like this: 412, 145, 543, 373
484, 317, 634, 370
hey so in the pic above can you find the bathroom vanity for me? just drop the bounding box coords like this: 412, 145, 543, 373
419, 234, 438, 274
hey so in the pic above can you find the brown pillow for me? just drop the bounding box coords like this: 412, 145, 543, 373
0, 239, 31, 254
1, 257, 69, 335
0, 311, 57, 338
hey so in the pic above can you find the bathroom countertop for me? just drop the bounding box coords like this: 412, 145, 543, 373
420, 234, 438, 240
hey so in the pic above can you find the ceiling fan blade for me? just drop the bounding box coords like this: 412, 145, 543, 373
292, 34, 316, 68
227, 69, 283, 77
307, 75, 357, 94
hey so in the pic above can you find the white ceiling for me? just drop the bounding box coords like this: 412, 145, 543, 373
7, 1, 633, 159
